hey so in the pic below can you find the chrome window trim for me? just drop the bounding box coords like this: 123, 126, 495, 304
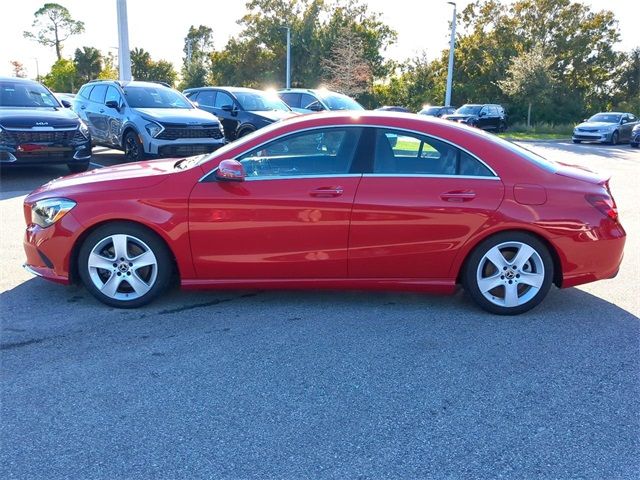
244, 174, 362, 182
362, 173, 501, 180
199, 123, 499, 182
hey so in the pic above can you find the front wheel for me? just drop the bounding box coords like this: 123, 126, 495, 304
68, 161, 89, 173
463, 232, 554, 315
124, 131, 146, 162
78, 222, 173, 308
631, 142, 638, 149
610, 131, 619, 145
572, 139, 582, 144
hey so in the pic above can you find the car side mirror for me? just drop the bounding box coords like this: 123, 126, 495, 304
583, 119, 587, 122
105, 100, 120, 110
60, 99, 72, 108
221, 104, 234, 112
216, 159, 246, 181
307, 103, 325, 112
191, 100, 199, 107
479, 111, 486, 117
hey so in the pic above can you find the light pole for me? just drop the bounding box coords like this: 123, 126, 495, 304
116, 0, 132, 81
445, 1, 456, 107
33, 58, 40, 82
280, 26, 291, 88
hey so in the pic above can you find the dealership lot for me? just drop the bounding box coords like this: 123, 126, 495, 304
1, 142, 639, 478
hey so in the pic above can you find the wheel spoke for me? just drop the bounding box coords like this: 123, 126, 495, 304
127, 271, 151, 296
510, 244, 535, 269
111, 234, 129, 260
504, 283, 520, 307
88, 252, 114, 271
519, 271, 544, 289
131, 250, 156, 269
485, 247, 509, 270
478, 273, 503, 293
101, 272, 122, 298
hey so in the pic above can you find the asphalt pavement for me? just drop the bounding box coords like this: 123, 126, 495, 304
1, 141, 639, 479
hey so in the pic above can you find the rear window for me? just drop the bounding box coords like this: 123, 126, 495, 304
490, 135, 558, 173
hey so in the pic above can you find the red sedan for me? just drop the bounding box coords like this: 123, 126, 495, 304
23, 112, 625, 314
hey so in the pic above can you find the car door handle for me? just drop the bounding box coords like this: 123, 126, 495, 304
99, 109, 105, 113
80, 105, 86, 110
310, 186, 344, 197
440, 190, 476, 202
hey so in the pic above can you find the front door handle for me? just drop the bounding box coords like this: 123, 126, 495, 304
440, 190, 476, 202
310, 186, 344, 197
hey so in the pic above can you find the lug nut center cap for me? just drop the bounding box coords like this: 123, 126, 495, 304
118, 263, 129, 273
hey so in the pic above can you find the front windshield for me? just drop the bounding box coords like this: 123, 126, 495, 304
235, 91, 290, 112
588, 113, 621, 124
123, 86, 192, 109
420, 107, 441, 116
456, 105, 482, 115
317, 92, 364, 111
0, 81, 60, 108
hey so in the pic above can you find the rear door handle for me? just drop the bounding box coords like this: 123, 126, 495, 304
440, 190, 476, 202
80, 105, 86, 110
310, 186, 344, 197
99, 109, 105, 113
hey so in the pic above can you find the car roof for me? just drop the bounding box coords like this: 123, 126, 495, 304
84, 80, 173, 89
0, 76, 41, 85
185, 86, 266, 94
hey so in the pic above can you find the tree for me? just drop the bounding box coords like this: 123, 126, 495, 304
97, 52, 118, 80
131, 47, 152, 80
74, 46, 102, 85
498, 45, 556, 127
42, 58, 76, 92
322, 27, 371, 96
130, 48, 178, 86
23, 3, 85, 61
9, 60, 27, 78
180, 25, 214, 89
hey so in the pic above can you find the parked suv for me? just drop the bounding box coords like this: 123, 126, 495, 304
572, 112, 638, 145
278, 88, 364, 113
443, 104, 507, 131
1, 77, 92, 173
184, 87, 297, 142
74, 80, 225, 161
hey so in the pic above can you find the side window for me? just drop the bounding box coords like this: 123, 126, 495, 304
197, 90, 216, 107
480, 106, 489, 116
89, 84, 107, 103
104, 86, 122, 106
79, 85, 93, 99
279, 93, 300, 108
237, 127, 363, 178
373, 129, 494, 177
629, 114, 637, 122
214, 91, 234, 109
300, 93, 318, 109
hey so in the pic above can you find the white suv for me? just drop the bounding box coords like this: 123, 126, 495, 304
74, 80, 225, 161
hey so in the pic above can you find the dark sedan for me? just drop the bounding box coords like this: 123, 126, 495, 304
444, 104, 507, 132
419, 105, 457, 117
572, 112, 639, 145
1, 77, 92, 173
184, 87, 298, 142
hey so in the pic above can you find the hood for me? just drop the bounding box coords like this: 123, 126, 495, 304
27, 158, 182, 200
0, 107, 79, 129
576, 121, 617, 129
135, 108, 220, 126
248, 109, 299, 122
555, 162, 609, 185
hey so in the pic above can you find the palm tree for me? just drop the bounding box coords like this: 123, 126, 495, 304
74, 47, 102, 85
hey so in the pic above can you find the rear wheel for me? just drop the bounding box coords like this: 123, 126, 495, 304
237, 126, 256, 138
67, 161, 89, 173
572, 139, 582, 144
124, 131, 145, 162
631, 143, 639, 149
463, 232, 554, 315
78, 222, 173, 308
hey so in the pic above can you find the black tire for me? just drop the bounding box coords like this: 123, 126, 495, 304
572, 140, 581, 144
610, 131, 619, 145
124, 130, 145, 162
67, 161, 89, 173
77, 222, 173, 308
237, 126, 255, 138
462, 231, 554, 315
631, 142, 639, 149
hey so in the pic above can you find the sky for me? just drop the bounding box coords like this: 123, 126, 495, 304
1, 0, 638, 79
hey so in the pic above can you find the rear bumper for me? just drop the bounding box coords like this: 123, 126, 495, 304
552, 221, 626, 288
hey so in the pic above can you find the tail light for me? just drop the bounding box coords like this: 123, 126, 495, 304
586, 193, 618, 222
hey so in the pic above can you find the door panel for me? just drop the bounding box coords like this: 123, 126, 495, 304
349, 177, 504, 278
189, 176, 361, 279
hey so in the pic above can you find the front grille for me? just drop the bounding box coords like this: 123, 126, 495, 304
574, 134, 601, 140
5, 129, 76, 143
158, 144, 220, 157
157, 126, 224, 140
576, 128, 598, 133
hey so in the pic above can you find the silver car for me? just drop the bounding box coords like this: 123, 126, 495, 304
74, 80, 225, 161
278, 88, 364, 114
572, 112, 639, 145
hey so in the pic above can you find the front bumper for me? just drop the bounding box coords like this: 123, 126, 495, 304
144, 136, 226, 157
22, 211, 83, 285
631, 132, 640, 145
1, 141, 91, 165
572, 131, 613, 143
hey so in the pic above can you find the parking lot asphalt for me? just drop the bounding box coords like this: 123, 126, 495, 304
1, 141, 639, 479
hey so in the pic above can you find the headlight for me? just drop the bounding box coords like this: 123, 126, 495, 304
145, 121, 163, 138
78, 120, 90, 139
31, 198, 76, 228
